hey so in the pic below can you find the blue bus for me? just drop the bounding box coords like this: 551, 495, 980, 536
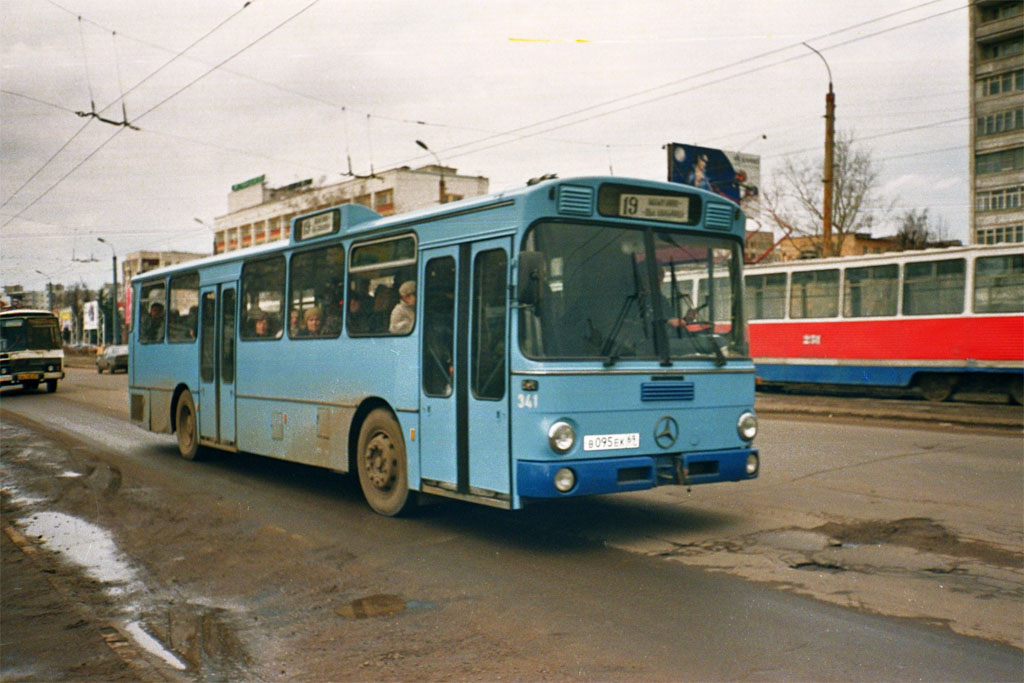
129, 176, 759, 515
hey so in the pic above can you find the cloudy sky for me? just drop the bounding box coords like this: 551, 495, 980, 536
2, 0, 968, 291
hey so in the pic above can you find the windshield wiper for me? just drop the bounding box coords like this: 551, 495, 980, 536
601, 294, 636, 367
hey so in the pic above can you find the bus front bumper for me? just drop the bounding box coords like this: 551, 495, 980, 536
517, 448, 758, 499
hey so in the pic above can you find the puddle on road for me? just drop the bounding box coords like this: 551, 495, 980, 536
126, 621, 187, 671
335, 594, 436, 619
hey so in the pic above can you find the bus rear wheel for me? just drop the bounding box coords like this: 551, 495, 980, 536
175, 391, 200, 460
356, 409, 413, 516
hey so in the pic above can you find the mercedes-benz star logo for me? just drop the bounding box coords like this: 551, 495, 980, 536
654, 416, 679, 449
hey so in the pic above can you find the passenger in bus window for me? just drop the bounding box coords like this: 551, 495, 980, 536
251, 310, 280, 338
289, 309, 303, 337
373, 284, 398, 332
142, 301, 165, 342
347, 292, 372, 333
303, 306, 323, 336
389, 280, 417, 334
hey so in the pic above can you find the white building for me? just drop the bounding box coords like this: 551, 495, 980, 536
212, 166, 489, 254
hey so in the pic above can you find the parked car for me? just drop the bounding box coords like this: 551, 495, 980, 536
96, 345, 129, 374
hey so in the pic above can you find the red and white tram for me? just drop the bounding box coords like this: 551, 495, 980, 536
741, 243, 1023, 402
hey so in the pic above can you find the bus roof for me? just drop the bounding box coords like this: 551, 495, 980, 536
132, 175, 743, 284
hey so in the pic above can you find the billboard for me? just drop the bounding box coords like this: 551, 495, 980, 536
83, 301, 100, 331
667, 143, 759, 204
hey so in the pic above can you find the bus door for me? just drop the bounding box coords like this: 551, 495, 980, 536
419, 239, 511, 499
198, 285, 237, 446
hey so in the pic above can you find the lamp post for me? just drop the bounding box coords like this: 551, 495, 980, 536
804, 43, 835, 258
34, 269, 54, 312
97, 238, 119, 344
415, 140, 447, 204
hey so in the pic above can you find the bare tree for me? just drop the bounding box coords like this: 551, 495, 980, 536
894, 207, 949, 250
764, 131, 892, 257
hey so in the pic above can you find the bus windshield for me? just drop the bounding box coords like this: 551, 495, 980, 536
0, 315, 62, 352
519, 221, 747, 364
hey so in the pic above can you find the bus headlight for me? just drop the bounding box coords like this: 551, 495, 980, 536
737, 412, 758, 441
554, 467, 576, 492
547, 421, 575, 453
746, 453, 759, 475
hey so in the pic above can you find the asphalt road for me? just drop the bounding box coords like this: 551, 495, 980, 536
1, 366, 1022, 680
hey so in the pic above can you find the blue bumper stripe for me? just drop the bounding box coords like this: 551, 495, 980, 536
517, 448, 757, 499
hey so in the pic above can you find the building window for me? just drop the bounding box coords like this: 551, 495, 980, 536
976, 225, 1024, 244
976, 69, 1024, 98
373, 189, 394, 214
977, 186, 1023, 212
980, 3, 1024, 22
976, 108, 1024, 136
354, 194, 371, 208
976, 147, 1024, 175
981, 36, 1023, 61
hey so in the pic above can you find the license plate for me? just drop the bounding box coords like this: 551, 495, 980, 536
583, 432, 640, 451
17, 373, 39, 381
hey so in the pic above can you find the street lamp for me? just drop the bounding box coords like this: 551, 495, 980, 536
415, 139, 447, 205
35, 269, 54, 312
97, 238, 119, 344
804, 42, 835, 258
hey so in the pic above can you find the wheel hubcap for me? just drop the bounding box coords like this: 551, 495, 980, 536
365, 432, 395, 491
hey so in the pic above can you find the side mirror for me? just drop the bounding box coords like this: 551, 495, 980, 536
516, 251, 545, 307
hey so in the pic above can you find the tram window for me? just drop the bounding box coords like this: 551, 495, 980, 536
289, 246, 344, 338
348, 235, 417, 337
790, 269, 839, 319
472, 249, 507, 400
167, 272, 199, 342
240, 256, 285, 340
974, 254, 1024, 313
698, 274, 735, 325
903, 259, 965, 315
139, 282, 166, 344
422, 256, 456, 397
844, 264, 897, 317
744, 273, 786, 320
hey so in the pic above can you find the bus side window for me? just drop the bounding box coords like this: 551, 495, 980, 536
422, 256, 455, 397
288, 245, 344, 338
240, 256, 286, 341
348, 235, 418, 337
168, 272, 199, 342
472, 249, 507, 400
139, 282, 166, 343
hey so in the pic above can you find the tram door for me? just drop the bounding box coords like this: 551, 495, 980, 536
198, 285, 237, 446
419, 239, 510, 499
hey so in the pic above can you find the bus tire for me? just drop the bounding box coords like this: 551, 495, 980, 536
175, 391, 200, 461
22, 381, 39, 392
356, 408, 413, 517
45, 380, 57, 393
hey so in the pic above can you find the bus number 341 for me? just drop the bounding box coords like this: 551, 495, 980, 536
517, 394, 538, 409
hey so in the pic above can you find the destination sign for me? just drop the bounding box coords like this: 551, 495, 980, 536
618, 193, 690, 223
295, 209, 339, 241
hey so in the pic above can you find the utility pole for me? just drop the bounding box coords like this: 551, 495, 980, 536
97, 238, 119, 344
805, 43, 835, 258
415, 140, 447, 204
34, 270, 53, 312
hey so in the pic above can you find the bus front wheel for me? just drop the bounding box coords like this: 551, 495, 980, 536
45, 379, 57, 393
175, 391, 200, 460
356, 409, 413, 516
